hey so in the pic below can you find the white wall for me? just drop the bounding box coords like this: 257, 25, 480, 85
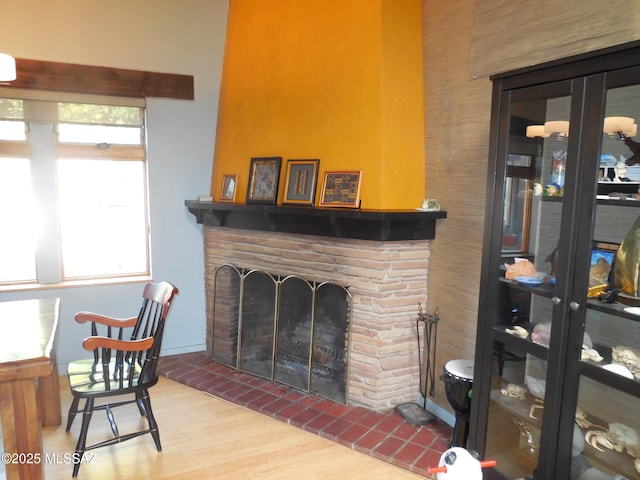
0, 0, 229, 371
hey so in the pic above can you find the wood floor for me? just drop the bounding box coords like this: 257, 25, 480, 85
33, 376, 427, 480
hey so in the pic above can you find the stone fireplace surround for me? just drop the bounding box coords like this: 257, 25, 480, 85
187, 201, 446, 411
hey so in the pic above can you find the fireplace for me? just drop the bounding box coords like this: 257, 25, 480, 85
187, 201, 446, 411
211, 264, 352, 404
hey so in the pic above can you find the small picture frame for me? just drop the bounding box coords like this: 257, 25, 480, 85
246, 157, 282, 204
219, 174, 238, 202
319, 171, 362, 208
283, 159, 320, 206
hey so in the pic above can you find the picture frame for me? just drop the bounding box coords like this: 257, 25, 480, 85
219, 174, 238, 202
246, 157, 282, 204
282, 159, 320, 206
319, 171, 362, 208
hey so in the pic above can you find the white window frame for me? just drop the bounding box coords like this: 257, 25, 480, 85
0, 88, 151, 290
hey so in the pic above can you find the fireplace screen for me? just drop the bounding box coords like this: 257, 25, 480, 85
212, 264, 352, 404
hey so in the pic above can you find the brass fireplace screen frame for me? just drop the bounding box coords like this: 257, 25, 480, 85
211, 263, 353, 405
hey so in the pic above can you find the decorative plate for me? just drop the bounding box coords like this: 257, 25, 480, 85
514, 276, 544, 286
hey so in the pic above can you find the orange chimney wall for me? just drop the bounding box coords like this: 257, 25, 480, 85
211, 0, 425, 209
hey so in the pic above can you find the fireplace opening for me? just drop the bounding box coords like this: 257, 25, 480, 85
212, 264, 352, 404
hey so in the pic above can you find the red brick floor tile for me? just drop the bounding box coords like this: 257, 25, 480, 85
182, 352, 213, 368
411, 425, 439, 446
158, 356, 181, 372
179, 369, 208, 386
197, 377, 221, 393
280, 389, 306, 403
357, 410, 386, 429
375, 413, 405, 434
290, 408, 323, 428
393, 441, 426, 469
355, 429, 387, 452
275, 401, 308, 420
204, 362, 231, 374
298, 395, 323, 408
373, 436, 405, 459
336, 423, 369, 446
341, 406, 370, 424
414, 448, 443, 475
305, 412, 336, 433
260, 381, 285, 393
235, 388, 263, 406
255, 395, 290, 415
430, 436, 451, 453
223, 383, 253, 401
392, 421, 421, 441
325, 402, 349, 417
320, 417, 352, 440
312, 398, 338, 412
166, 364, 197, 380
213, 378, 243, 394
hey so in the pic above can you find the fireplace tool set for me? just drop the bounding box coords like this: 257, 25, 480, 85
395, 303, 439, 425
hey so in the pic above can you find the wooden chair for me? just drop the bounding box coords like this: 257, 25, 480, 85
65, 281, 179, 477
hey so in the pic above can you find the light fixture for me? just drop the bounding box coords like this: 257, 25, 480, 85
526, 125, 550, 138
0, 53, 16, 82
603, 116, 636, 137
544, 120, 570, 136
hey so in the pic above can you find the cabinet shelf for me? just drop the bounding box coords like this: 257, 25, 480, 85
502, 276, 640, 324
586, 297, 640, 323
542, 196, 640, 207
500, 277, 554, 298
494, 327, 548, 361
579, 360, 640, 397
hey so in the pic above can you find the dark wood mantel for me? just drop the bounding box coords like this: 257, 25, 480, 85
185, 200, 446, 241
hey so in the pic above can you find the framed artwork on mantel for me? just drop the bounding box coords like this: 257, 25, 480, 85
246, 157, 282, 204
283, 159, 319, 206
219, 174, 238, 202
319, 170, 362, 208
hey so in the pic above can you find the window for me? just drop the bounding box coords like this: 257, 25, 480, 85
0, 93, 149, 286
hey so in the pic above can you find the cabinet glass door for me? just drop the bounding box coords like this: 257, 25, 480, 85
479, 81, 578, 479
570, 72, 640, 480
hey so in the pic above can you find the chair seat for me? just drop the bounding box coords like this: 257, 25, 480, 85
68, 358, 155, 398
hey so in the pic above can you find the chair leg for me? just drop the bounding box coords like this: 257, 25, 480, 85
135, 391, 147, 416
66, 396, 80, 431
139, 389, 161, 451
72, 397, 94, 478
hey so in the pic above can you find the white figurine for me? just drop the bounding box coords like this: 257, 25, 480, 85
427, 447, 496, 480
614, 159, 628, 182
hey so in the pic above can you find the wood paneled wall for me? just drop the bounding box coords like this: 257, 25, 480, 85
422, 0, 640, 415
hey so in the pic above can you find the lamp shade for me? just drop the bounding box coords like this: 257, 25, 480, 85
544, 120, 570, 136
526, 125, 550, 138
0, 53, 16, 82
603, 116, 636, 136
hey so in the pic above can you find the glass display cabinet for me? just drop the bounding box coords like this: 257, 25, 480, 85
470, 41, 640, 480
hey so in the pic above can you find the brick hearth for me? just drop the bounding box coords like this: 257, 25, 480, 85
203, 226, 431, 410
159, 352, 452, 477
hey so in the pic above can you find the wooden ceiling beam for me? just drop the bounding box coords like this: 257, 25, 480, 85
4, 58, 194, 100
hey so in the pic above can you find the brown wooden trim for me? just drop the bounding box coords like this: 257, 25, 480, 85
0, 141, 29, 157
4, 59, 194, 100
56, 144, 145, 160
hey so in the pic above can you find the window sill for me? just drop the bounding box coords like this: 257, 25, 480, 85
0, 275, 152, 293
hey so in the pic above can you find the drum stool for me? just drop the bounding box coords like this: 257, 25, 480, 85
441, 358, 474, 448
